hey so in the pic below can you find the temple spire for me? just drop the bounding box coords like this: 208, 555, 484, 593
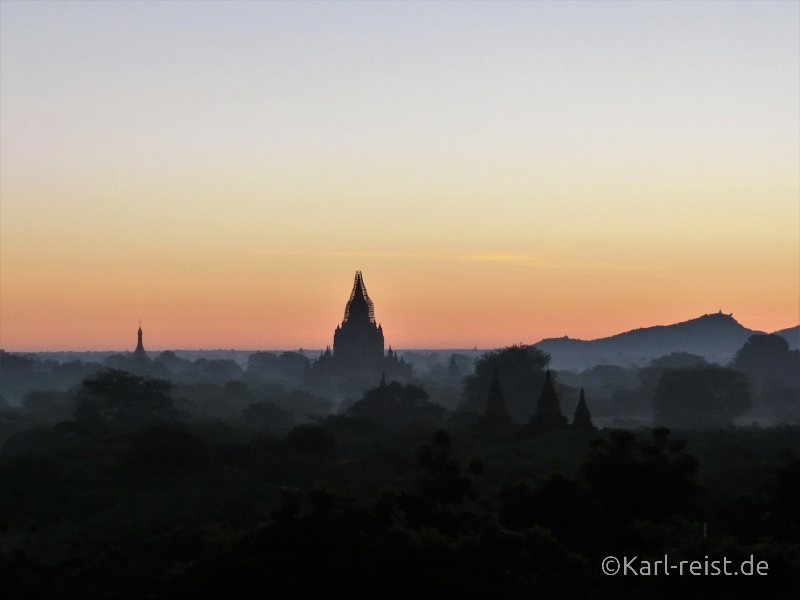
342, 271, 376, 324
530, 370, 567, 431
332, 271, 384, 371
134, 320, 147, 360
478, 368, 512, 430
572, 388, 596, 431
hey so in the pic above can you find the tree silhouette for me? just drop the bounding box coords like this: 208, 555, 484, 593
125, 424, 210, 481
240, 401, 294, 432
653, 365, 752, 428
285, 424, 334, 455
412, 429, 479, 507
731, 334, 799, 387
730, 334, 800, 419
74, 368, 177, 430
581, 428, 700, 524
462, 345, 550, 422
765, 452, 800, 542
346, 376, 444, 426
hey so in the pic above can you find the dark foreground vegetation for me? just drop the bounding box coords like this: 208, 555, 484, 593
1, 337, 798, 598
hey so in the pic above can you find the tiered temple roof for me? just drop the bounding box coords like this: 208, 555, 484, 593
343, 271, 376, 324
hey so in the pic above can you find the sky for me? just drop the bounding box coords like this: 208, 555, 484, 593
1, 0, 798, 351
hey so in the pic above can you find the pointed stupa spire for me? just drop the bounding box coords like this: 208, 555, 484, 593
354, 272, 365, 295
478, 368, 512, 430
530, 370, 567, 431
447, 353, 460, 376
572, 388, 596, 431
343, 270, 376, 324
487, 369, 511, 416
133, 320, 148, 360
374, 370, 392, 409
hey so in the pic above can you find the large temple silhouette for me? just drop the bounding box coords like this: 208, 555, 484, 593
310, 272, 410, 388
333, 271, 385, 370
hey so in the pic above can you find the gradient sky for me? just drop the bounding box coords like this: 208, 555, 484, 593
1, 1, 798, 351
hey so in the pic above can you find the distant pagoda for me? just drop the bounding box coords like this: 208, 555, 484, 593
478, 368, 513, 430
572, 388, 596, 431
133, 320, 148, 360
530, 370, 567, 431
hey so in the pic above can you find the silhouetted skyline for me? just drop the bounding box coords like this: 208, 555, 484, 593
1, 2, 798, 351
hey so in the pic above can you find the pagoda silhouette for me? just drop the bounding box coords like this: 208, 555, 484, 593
530, 370, 568, 432
572, 388, 596, 431
310, 272, 410, 386
333, 271, 385, 370
477, 368, 513, 432
133, 320, 148, 361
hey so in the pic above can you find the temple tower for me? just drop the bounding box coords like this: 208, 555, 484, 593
572, 388, 596, 431
530, 370, 567, 431
333, 272, 384, 370
133, 320, 148, 360
478, 368, 512, 429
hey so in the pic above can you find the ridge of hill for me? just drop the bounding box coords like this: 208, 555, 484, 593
534, 312, 772, 370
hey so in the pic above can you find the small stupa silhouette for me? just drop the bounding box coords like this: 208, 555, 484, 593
530, 370, 567, 431
572, 388, 596, 431
478, 368, 512, 429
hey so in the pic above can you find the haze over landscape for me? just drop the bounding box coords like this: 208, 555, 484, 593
3, 4, 800, 598
2, 1, 798, 352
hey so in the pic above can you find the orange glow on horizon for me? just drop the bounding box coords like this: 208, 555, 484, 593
1, 2, 797, 353
2, 257, 797, 352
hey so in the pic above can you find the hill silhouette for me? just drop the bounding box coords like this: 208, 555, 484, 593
773, 325, 800, 350
535, 312, 770, 370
